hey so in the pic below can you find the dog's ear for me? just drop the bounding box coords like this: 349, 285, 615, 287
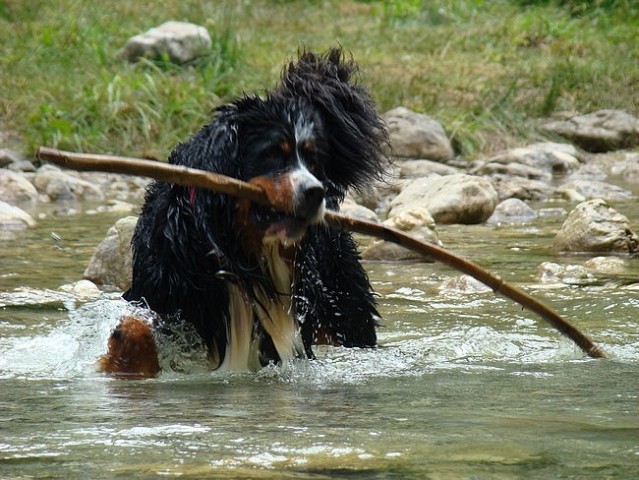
280, 48, 388, 193
168, 105, 241, 176
165, 105, 244, 265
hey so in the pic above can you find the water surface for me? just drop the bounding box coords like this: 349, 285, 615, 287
1, 188, 638, 479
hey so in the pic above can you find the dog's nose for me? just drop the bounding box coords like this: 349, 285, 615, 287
304, 185, 325, 210
296, 183, 325, 220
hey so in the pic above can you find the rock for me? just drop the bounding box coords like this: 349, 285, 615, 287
557, 179, 633, 202
83, 216, 138, 290
541, 109, 639, 152
0, 169, 39, 204
398, 158, 460, 178
362, 227, 440, 262
489, 174, 554, 201
340, 197, 380, 223
587, 151, 639, 183
388, 174, 498, 224
94, 199, 138, 215
567, 163, 607, 181
7, 160, 37, 172
486, 198, 537, 225
538, 207, 567, 218
383, 107, 454, 161
34, 165, 104, 202
537, 262, 595, 285
551, 199, 639, 254
59, 279, 101, 298
584, 256, 626, 274
439, 274, 492, 294
385, 207, 436, 231
0, 148, 24, 168
120, 21, 212, 64
362, 208, 440, 261
0, 200, 36, 230
347, 184, 388, 212
474, 161, 551, 182
473, 142, 581, 180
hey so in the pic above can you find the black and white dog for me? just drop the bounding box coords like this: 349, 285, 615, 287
100, 48, 388, 376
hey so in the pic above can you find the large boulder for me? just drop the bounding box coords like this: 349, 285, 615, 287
120, 21, 212, 64
551, 199, 638, 254
383, 107, 454, 161
541, 110, 639, 152
388, 174, 498, 224
0, 169, 39, 204
83, 216, 138, 290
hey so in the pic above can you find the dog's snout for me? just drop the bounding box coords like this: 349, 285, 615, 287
303, 185, 325, 211
296, 180, 325, 222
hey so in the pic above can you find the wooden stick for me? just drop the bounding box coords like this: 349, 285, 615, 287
37, 146, 608, 359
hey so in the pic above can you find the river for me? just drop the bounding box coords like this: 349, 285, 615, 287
1, 180, 637, 479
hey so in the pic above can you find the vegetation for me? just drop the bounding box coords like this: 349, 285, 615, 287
1, 0, 637, 160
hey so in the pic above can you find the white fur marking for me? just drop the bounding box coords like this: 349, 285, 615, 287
254, 243, 305, 362
220, 284, 255, 371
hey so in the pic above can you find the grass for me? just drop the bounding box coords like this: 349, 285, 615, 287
1, 0, 637, 160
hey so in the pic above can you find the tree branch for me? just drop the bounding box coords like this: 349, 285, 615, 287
37, 146, 608, 359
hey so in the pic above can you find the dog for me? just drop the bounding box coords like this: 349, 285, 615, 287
99, 48, 388, 377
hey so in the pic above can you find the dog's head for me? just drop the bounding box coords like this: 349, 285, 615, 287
175, 48, 387, 254
232, 96, 329, 246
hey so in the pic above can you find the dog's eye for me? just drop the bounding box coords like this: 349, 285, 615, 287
279, 141, 292, 156
303, 141, 314, 155
302, 141, 322, 174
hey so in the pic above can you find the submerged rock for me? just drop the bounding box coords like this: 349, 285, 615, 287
551, 199, 639, 254
584, 256, 626, 274
537, 262, 595, 285
439, 274, 492, 294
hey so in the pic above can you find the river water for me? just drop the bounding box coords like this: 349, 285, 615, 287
1, 181, 638, 479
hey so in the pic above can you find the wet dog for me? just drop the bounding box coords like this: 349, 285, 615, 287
99, 48, 387, 377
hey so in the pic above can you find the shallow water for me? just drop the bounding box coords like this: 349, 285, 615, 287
1, 185, 638, 479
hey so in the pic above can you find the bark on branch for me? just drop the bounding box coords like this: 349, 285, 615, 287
37, 146, 608, 359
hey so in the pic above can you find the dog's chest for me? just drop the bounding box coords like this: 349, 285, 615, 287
220, 243, 304, 370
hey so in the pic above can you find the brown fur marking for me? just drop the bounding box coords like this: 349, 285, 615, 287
98, 316, 160, 378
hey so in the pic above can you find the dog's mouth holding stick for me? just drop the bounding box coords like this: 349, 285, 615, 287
37, 146, 608, 360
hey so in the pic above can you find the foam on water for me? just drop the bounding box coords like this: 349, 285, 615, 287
0, 286, 636, 384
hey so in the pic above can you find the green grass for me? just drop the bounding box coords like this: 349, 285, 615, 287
1, 0, 637, 160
